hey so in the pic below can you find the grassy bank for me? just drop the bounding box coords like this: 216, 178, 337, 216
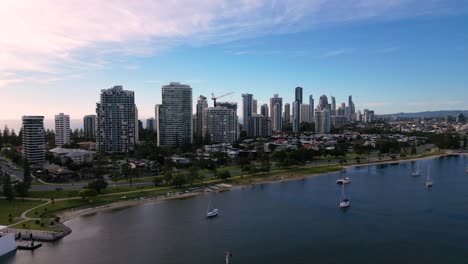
0, 199, 46, 225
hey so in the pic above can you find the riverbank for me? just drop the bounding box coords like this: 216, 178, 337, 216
4, 149, 462, 236
58, 165, 343, 223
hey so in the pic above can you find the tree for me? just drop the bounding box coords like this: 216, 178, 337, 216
172, 174, 186, 187
23, 159, 31, 185
153, 176, 163, 187
186, 166, 199, 185
3, 174, 14, 201
216, 170, 231, 180
79, 188, 98, 203
87, 178, 108, 193
109, 171, 122, 188
15, 182, 30, 197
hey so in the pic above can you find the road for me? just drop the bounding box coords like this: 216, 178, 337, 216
0, 157, 24, 182
30, 180, 154, 191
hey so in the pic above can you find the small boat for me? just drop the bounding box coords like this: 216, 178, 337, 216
339, 184, 350, 208
336, 177, 351, 184
411, 163, 420, 177
206, 198, 218, 218
426, 165, 433, 188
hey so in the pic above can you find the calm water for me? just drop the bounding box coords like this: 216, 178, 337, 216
5, 155, 468, 264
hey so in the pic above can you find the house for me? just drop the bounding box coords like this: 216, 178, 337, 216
49, 147, 96, 164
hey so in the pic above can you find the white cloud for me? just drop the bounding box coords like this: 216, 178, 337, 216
320, 48, 354, 58
0, 0, 461, 74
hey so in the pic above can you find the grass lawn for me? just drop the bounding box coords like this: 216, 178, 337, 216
25, 199, 88, 218
0, 199, 46, 225
10, 220, 62, 232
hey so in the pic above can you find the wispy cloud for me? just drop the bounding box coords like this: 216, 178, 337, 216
0, 0, 462, 76
320, 48, 354, 58
376, 46, 400, 53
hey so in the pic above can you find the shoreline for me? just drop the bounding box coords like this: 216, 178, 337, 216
49, 151, 467, 231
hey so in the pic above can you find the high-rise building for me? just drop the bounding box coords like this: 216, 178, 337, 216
284, 103, 291, 123
331, 96, 336, 116
309, 95, 314, 120
242, 93, 253, 132
83, 115, 96, 139
363, 109, 375, 123
315, 109, 331, 134
217, 102, 238, 113
54, 113, 70, 147
248, 114, 272, 138
270, 94, 282, 132
331, 116, 347, 128
253, 99, 258, 114
157, 82, 193, 147
135, 107, 139, 144
318, 95, 328, 111
292, 100, 300, 133
22, 116, 45, 167
273, 103, 282, 132
96, 85, 136, 153
194, 95, 208, 139
356, 110, 362, 122
202, 106, 237, 144
300, 104, 310, 123
348, 95, 355, 121
146, 118, 156, 131
260, 104, 269, 117
295, 87, 303, 104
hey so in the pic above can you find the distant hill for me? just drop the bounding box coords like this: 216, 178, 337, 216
378, 110, 468, 118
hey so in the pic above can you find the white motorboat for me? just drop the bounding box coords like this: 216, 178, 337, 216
336, 177, 351, 184
339, 184, 350, 208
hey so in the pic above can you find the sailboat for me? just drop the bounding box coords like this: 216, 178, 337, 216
426, 165, 433, 188
411, 162, 420, 177
339, 184, 350, 208
206, 198, 218, 218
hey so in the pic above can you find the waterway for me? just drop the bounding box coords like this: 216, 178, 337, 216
5, 155, 468, 264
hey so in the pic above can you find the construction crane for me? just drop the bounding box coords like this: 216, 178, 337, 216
211, 92, 234, 107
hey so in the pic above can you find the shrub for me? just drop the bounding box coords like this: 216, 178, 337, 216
35, 220, 40, 224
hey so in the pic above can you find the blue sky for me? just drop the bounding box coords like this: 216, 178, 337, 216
1, 0, 467, 126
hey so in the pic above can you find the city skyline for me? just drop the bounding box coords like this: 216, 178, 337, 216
1, 1, 468, 122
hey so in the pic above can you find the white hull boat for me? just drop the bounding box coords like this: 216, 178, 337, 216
336, 177, 351, 184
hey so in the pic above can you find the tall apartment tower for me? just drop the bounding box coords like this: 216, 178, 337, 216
96, 85, 136, 153
146, 118, 156, 131
260, 104, 269, 117
242, 93, 253, 132
292, 100, 300, 133
309, 95, 315, 120
22, 116, 45, 167
202, 106, 237, 144
270, 94, 283, 132
83, 115, 96, 139
253, 99, 258, 114
317, 95, 328, 111
156, 82, 193, 147
295, 87, 303, 104
331, 96, 336, 116
55, 113, 70, 147
248, 114, 272, 138
194, 95, 208, 139
315, 109, 331, 134
348, 95, 355, 121
300, 104, 311, 123
284, 103, 291, 123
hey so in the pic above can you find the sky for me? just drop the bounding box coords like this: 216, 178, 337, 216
1, 0, 468, 130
